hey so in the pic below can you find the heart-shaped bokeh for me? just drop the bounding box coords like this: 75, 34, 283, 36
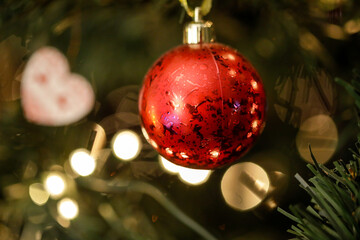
21, 47, 94, 126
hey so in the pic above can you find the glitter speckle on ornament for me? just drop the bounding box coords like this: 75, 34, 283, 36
139, 8, 266, 169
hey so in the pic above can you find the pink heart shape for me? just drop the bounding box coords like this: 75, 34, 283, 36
21, 47, 95, 126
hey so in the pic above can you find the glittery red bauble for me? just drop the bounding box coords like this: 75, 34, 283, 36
139, 43, 266, 169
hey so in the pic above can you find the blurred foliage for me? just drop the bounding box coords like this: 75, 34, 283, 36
278, 71, 360, 239
0, 0, 360, 239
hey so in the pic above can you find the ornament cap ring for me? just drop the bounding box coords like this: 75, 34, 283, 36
183, 7, 215, 44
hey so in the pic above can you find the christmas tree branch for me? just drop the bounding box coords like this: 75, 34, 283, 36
78, 177, 219, 240
278, 145, 360, 239
278, 72, 360, 240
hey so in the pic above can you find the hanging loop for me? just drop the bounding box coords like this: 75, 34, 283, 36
179, 0, 212, 19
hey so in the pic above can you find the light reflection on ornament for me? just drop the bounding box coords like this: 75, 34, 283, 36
180, 152, 189, 159
165, 147, 173, 155
251, 80, 258, 90
224, 53, 236, 61
44, 173, 66, 197
112, 130, 142, 161
252, 120, 259, 130
29, 183, 50, 206
221, 162, 270, 211
210, 149, 220, 158
228, 69, 237, 78
70, 149, 96, 176
296, 114, 338, 164
250, 103, 258, 114
57, 198, 79, 220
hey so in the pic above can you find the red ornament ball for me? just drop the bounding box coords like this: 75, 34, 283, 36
139, 43, 266, 169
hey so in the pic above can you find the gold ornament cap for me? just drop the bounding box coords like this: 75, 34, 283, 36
183, 7, 215, 44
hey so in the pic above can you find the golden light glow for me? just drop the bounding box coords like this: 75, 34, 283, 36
57, 198, 79, 220
149, 139, 158, 149
112, 130, 142, 161
29, 183, 50, 206
70, 149, 96, 176
300, 31, 320, 51
255, 38, 275, 58
323, 24, 346, 40
296, 114, 338, 164
221, 162, 270, 211
265, 198, 278, 210
158, 156, 212, 185
344, 19, 360, 34
159, 156, 181, 174
178, 167, 211, 185
44, 173, 66, 197
141, 126, 150, 141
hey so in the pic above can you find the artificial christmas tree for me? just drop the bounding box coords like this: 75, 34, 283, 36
0, 0, 359, 239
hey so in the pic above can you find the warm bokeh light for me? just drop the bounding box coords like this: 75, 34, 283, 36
296, 114, 338, 164
178, 167, 211, 185
323, 24, 346, 40
29, 183, 50, 206
159, 155, 211, 185
70, 149, 96, 176
221, 162, 270, 211
255, 38, 274, 58
141, 126, 150, 141
344, 19, 360, 34
112, 130, 142, 161
57, 198, 79, 220
44, 173, 66, 197
159, 156, 181, 174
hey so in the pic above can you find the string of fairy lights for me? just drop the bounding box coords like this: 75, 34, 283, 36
27, 129, 215, 223
26, 110, 339, 224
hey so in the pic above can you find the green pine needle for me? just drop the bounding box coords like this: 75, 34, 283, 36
278, 146, 360, 240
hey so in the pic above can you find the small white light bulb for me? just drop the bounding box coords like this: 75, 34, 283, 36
112, 130, 142, 161
44, 173, 66, 197
159, 156, 181, 174
178, 167, 211, 185
58, 198, 79, 220
29, 183, 50, 206
70, 149, 96, 176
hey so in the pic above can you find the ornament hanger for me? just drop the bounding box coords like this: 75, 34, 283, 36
179, 0, 212, 18
182, 2, 215, 44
